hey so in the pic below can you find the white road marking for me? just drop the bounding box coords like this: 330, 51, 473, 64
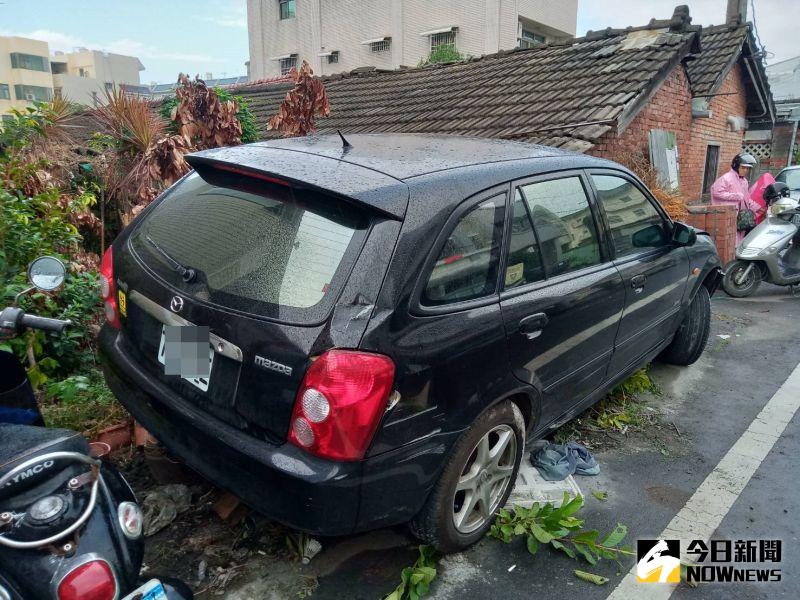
606, 360, 800, 600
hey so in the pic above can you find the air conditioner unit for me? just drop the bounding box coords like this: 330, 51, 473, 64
25, 93, 35, 101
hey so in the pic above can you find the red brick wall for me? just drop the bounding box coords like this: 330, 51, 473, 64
685, 62, 748, 200
588, 62, 749, 202
589, 67, 693, 176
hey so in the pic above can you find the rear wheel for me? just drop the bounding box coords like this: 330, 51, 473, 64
661, 286, 711, 366
409, 401, 524, 553
722, 260, 761, 297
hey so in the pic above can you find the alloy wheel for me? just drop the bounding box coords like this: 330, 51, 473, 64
452, 424, 517, 534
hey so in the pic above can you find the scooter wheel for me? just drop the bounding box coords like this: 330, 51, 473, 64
722, 260, 761, 298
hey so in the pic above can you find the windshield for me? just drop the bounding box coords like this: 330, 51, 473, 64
776, 169, 800, 191
130, 173, 369, 322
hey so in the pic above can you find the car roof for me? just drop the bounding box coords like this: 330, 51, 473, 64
251, 134, 589, 179
188, 134, 619, 219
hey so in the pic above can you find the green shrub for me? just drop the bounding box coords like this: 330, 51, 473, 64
419, 44, 467, 67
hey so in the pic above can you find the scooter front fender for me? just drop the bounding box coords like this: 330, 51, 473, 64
737, 217, 797, 257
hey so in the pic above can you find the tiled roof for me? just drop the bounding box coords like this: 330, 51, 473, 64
685, 24, 748, 96
233, 12, 701, 153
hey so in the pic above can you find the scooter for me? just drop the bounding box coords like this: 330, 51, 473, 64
722, 182, 800, 297
0, 256, 192, 600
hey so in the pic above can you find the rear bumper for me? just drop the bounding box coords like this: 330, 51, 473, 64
98, 326, 457, 535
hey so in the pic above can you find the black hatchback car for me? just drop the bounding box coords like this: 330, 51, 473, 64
99, 134, 721, 551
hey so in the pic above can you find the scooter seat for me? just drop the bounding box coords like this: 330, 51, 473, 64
0, 424, 89, 502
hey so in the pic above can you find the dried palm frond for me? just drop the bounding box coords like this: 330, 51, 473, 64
611, 150, 688, 221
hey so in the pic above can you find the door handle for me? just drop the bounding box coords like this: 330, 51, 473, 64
631, 274, 647, 293
519, 312, 549, 340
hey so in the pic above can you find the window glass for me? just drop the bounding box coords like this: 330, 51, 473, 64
279, 0, 296, 20
505, 190, 544, 288
10, 53, 49, 72
519, 177, 601, 277
131, 173, 368, 321
423, 195, 505, 305
592, 175, 668, 256
0, 84, 10, 100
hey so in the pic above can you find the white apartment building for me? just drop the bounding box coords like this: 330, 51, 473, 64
50, 49, 146, 105
1, 34, 145, 120
247, 0, 578, 79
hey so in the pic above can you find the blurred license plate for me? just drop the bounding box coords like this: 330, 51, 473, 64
122, 579, 168, 600
157, 325, 214, 391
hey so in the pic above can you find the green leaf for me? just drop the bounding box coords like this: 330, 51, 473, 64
601, 524, 628, 548
573, 543, 599, 565
571, 530, 600, 544
526, 535, 539, 555
530, 522, 555, 544
574, 570, 609, 585
559, 494, 584, 517
551, 539, 577, 559
591, 491, 609, 502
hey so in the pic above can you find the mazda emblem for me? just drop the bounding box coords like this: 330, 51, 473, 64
169, 296, 184, 313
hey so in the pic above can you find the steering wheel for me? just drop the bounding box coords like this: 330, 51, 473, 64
0, 452, 101, 549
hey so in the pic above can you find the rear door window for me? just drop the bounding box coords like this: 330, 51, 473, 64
518, 177, 602, 277
591, 174, 669, 257
505, 190, 545, 288
130, 173, 369, 322
422, 195, 505, 306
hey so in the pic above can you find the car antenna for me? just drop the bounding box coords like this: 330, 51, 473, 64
337, 129, 352, 149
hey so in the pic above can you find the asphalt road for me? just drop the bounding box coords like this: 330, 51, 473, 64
307, 284, 800, 600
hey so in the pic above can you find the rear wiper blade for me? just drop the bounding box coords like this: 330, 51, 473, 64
145, 235, 199, 283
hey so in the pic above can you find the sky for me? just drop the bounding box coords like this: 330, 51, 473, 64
0, 0, 796, 85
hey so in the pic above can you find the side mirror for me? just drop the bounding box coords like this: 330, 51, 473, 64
27, 256, 67, 291
632, 224, 668, 248
670, 222, 697, 247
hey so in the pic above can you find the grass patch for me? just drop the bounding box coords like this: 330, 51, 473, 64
39, 369, 127, 438
554, 368, 661, 442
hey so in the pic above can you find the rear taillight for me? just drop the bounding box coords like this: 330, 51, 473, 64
57, 559, 116, 600
288, 349, 395, 461
99, 247, 121, 330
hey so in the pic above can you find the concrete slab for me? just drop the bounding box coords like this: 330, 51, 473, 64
505, 459, 582, 508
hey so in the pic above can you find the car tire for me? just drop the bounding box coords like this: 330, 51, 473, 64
409, 401, 525, 553
661, 286, 711, 366
722, 260, 761, 298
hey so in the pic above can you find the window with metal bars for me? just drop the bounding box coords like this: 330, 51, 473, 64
430, 31, 456, 51
370, 40, 391, 53
702, 145, 721, 196
280, 56, 297, 75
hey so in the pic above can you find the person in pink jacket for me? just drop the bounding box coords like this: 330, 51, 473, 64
710, 153, 764, 244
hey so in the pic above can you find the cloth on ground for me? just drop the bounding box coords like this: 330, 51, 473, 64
531, 442, 599, 481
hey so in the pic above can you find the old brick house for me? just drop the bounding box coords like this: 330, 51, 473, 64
234, 5, 773, 206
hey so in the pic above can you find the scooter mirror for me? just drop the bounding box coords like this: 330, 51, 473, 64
27, 256, 67, 291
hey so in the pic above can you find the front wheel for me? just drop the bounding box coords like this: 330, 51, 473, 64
722, 260, 761, 298
661, 286, 711, 366
409, 401, 524, 553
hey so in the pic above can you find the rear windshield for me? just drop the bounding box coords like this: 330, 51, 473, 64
130, 173, 369, 322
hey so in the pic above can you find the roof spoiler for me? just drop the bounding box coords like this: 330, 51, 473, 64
185, 147, 408, 220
